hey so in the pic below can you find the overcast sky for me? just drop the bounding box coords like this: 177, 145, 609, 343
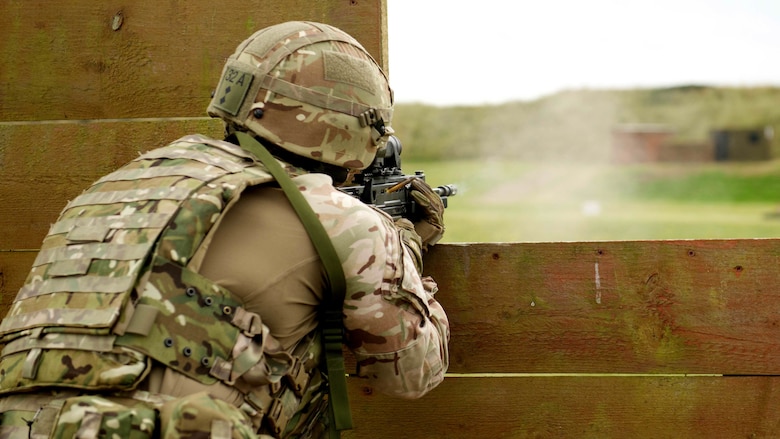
387, 0, 780, 106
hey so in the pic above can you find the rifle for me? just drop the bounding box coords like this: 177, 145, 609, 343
340, 136, 457, 220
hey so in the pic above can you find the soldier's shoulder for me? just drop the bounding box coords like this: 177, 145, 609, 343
297, 174, 390, 235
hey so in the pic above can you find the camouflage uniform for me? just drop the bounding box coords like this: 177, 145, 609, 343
0, 134, 449, 438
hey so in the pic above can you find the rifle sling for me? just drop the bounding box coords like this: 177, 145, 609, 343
234, 132, 352, 434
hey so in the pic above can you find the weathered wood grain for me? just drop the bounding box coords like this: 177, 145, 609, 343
344, 375, 780, 438
424, 241, 780, 375
0, 0, 387, 121
0, 252, 36, 318
0, 119, 224, 249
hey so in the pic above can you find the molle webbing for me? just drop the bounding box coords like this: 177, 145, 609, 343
114, 256, 246, 386
0, 140, 259, 338
0, 138, 274, 394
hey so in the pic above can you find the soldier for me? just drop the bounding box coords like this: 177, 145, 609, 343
0, 21, 449, 438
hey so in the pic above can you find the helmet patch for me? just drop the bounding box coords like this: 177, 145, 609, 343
212, 66, 254, 116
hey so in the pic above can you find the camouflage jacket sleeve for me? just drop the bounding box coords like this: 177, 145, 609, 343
295, 173, 450, 399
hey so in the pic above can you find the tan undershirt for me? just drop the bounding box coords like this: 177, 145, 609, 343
144, 183, 326, 402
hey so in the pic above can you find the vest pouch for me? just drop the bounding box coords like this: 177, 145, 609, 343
159, 391, 257, 439
48, 395, 156, 439
0, 334, 149, 394
116, 257, 245, 386
276, 371, 329, 439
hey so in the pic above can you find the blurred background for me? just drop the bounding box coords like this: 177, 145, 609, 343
386, 0, 780, 243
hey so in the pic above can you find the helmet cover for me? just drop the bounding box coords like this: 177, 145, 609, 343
207, 21, 394, 170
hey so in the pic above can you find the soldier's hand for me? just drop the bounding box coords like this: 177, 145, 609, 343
407, 178, 445, 250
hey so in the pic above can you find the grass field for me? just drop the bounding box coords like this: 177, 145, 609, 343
406, 159, 780, 243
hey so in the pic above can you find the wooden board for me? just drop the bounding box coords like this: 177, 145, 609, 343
0, 252, 36, 318
0, 0, 387, 121
0, 119, 224, 249
343, 375, 780, 438
424, 241, 780, 375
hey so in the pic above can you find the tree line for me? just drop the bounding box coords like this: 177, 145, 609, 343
393, 86, 780, 162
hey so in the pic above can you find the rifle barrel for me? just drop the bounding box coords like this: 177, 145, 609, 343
434, 185, 458, 197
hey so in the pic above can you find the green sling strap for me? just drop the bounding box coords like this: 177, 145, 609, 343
234, 132, 352, 436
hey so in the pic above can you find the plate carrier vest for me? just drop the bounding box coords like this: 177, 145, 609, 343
0, 135, 327, 437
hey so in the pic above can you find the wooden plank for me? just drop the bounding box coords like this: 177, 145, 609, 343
424, 241, 780, 375
0, 252, 36, 316
344, 375, 780, 438
0, 119, 224, 249
0, 0, 386, 121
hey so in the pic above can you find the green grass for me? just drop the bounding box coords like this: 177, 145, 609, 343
393, 87, 780, 242
406, 159, 780, 243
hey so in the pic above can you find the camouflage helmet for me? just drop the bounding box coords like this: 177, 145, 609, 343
207, 21, 394, 170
